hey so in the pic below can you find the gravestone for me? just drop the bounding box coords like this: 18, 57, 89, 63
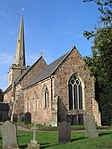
72, 115, 77, 125
0, 112, 2, 121
66, 115, 72, 123
84, 114, 98, 138
13, 114, 18, 122
0, 103, 9, 122
78, 114, 84, 125
2, 111, 9, 122
24, 112, 31, 124
58, 121, 71, 143
1, 121, 19, 149
19, 113, 24, 122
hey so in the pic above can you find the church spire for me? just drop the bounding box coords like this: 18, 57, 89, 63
14, 14, 26, 67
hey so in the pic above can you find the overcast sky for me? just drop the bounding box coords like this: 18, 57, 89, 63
0, 0, 100, 90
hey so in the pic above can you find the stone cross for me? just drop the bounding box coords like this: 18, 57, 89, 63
84, 114, 98, 138
27, 123, 40, 149
1, 121, 19, 149
31, 123, 37, 144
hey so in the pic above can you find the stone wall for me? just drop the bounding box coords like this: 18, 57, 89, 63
4, 48, 101, 125
8, 65, 27, 87
4, 89, 12, 103
24, 78, 53, 125
4, 56, 47, 114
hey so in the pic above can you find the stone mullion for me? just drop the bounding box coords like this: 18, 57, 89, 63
77, 85, 79, 110
72, 84, 74, 109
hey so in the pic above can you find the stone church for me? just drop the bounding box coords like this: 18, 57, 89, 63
4, 15, 101, 126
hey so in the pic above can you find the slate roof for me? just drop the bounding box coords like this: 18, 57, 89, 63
4, 85, 12, 94
15, 56, 45, 84
24, 52, 68, 89
4, 56, 45, 93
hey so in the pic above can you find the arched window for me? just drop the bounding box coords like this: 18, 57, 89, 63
26, 96, 30, 112
34, 91, 38, 112
68, 74, 83, 110
42, 85, 49, 108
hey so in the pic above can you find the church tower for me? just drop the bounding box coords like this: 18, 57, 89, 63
8, 14, 27, 86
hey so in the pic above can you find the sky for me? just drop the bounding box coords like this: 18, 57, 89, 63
0, 0, 100, 91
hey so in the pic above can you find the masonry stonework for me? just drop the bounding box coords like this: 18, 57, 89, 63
3, 15, 101, 125
24, 78, 52, 125
54, 48, 100, 124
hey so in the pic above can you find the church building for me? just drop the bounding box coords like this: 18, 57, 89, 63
4, 15, 101, 126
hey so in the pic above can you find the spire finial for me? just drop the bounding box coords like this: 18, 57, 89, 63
21, 8, 24, 15
40, 52, 43, 57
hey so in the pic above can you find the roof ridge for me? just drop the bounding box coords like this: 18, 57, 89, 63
23, 48, 75, 89
50, 46, 76, 75
15, 56, 46, 84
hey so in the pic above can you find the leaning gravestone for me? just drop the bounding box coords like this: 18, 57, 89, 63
84, 114, 98, 138
58, 121, 71, 143
1, 121, 19, 149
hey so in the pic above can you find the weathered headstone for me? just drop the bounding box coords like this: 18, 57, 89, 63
0, 103, 9, 122
58, 121, 71, 143
27, 123, 40, 149
13, 114, 18, 122
66, 115, 72, 123
0, 112, 2, 122
72, 115, 77, 125
24, 112, 31, 124
84, 114, 98, 138
19, 113, 24, 122
2, 111, 9, 122
1, 121, 19, 149
78, 114, 84, 125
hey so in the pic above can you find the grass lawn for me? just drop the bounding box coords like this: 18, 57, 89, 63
0, 130, 112, 149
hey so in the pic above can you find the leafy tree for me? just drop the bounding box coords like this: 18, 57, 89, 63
83, 0, 112, 25
83, 0, 112, 124
0, 88, 3, 102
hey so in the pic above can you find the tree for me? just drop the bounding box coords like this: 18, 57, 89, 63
83, 0, 112, 125
0, 88, 3, 102
83, 0, 112, 26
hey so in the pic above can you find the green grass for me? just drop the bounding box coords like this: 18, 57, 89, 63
15, 122, 111, 131
0, 130, 112, 149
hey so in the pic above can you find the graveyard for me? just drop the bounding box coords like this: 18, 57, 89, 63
0, 0, 111, 148
0, 121, 112, 149
0, 103, 112, 149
